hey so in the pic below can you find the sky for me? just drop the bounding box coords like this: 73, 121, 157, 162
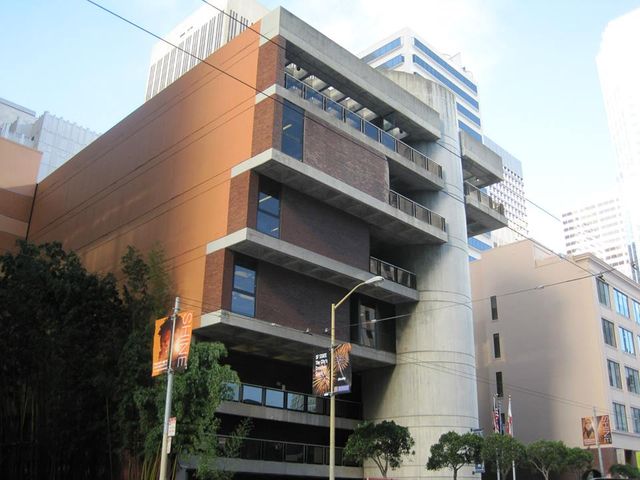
1, 0, 638, 250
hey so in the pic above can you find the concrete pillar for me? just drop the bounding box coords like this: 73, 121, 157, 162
361, 72, 479, 479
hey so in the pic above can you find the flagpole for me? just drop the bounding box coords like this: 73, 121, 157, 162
509, 396, 516, 480
494, 395, 501, 480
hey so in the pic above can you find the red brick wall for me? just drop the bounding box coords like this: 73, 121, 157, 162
227, 171, 259, 234
280, 186, 369, 270
255, 260, 351, 341
202, 249, 233, 314
303, 115, 389, 201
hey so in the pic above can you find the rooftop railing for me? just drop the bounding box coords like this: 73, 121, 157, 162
218, 435, 361, 467
370, 257, 416, 289
225, 382, 362, 420
464, 182, 505, 216
284, 73, 443, 179
389, 190, 446, 232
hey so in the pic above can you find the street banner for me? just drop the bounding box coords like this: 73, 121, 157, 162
582, 415, 612, 446
312, 343, 352, 396
333, 343, 352, 394
312, 350, 330, 396
168, 417, 176, 437
506, 396, 513, 436
152, 311, 193, 377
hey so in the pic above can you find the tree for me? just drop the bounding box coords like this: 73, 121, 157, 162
482, 433, 525, 480
526, 440, 568, 480
0, 241, 128, 479
610, 463, 640, 479
426, 431, 483, 480
344, 420, 415, 478
564, 447, 593, 480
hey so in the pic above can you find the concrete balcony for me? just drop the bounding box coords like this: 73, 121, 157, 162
232, 149, 448, 245
282, 73, 444, 192
207, 228, 419, 304
464, 182, 508, 236
181, 437, 362, 478
460, 130, 503, 188
197, 309, 396, 371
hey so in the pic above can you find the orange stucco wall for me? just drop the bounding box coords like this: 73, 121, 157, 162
0, 137, 41, 253
28, 24, 265, 323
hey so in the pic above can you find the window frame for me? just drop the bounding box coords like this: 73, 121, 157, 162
613, 402, 628, 432
602, 319, 616, 347
496, 371, 503, 397
626, 366, 640, 394
597, 278, 610, 307
608, 359, 622, 389
256, 177, 281, 239
632, 407, 640, 433
490, 296, 498, 320
614, 288, 630, 318
281, 100, 304, 160
493, 333, 501, 358
231, 258, 257, 318
620, 326, 636, 355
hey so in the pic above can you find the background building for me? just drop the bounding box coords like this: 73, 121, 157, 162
360, 30, 529, 259
0, 97, 99, 181
24, 6, 510, 478
562, 193, 638, 281
145, 0, 268, 100
597, 8, 640, 279
472, 240, 640, 473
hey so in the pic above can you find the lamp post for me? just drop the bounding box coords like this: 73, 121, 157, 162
329, 275, 384, 480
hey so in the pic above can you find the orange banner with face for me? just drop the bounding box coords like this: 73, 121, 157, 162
152, 311, 193, 377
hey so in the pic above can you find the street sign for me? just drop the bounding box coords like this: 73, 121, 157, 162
168, 417, 176, 437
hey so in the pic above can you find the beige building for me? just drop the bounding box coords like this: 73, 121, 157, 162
472, 239, 640, 472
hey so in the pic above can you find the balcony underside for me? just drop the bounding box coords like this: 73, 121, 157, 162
465, 200, 509, 237
232, 149, 447, 246
460, 130, 503, 188
196, 309, 397, 372
206, 228, 419, 304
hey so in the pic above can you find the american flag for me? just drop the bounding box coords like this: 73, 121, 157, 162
492, 396, 501, 433
505, 396, 513, 436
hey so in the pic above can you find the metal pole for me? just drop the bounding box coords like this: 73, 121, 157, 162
329, 302, 336, 480
593, 407, 604, 475
159, 297, 180, 480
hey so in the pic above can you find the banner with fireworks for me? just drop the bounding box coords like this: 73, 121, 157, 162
312, 343, 352, 396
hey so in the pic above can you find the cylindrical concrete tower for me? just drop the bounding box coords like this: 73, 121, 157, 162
362, 72, 479, 479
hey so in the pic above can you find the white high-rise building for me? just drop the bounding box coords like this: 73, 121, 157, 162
360, 30, 529, 257
597, 8, 640, 276
145, 0, 268, 100
0, 98, 99, 181
562, 192, 638, 281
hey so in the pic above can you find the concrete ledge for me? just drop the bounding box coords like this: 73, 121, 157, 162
464, 195, 508, 237
460, 130, 503, 188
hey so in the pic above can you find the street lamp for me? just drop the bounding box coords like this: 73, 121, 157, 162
329, 275, 384, 480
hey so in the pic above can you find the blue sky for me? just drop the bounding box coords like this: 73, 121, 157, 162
1, 0, 638, 248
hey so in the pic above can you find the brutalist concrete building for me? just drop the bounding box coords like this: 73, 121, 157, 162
23, 7, 508, 479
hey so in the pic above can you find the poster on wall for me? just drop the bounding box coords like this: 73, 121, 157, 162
581, 415, 612, 446
151, 311, 193, 377
312, 343, 352, 396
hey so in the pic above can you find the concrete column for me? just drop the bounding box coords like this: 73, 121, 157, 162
362, 72, 479, 479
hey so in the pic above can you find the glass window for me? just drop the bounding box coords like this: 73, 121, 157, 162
614, 289, 630, 317
632, 407, 640, 433
614, 402, 628, 431
620, 327, 635, 355
241, 384, 263, 405
282, 100, 304, 160
597, 279, 610, 307
286, 392, 305, 412
496, 371, 503, 397
491, 296, 498, 320
361, 37, 402, 63
265, 389, 284, 408
627, 367, 640, 394
231, 261, 256, 317
257, 178, 281, 238
353, 303, 378, 349
633, 300, 640, 324
493, 333, 501, 358
602, 319, 616, 347
608, 360, 622, 389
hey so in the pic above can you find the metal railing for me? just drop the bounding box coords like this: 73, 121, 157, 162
218, 435, 361, 467
224, 382, 362, 420
370, 257, 416, 289
463, 182, 505, 215
284, 73, 443, 179
388, 190, 446, 232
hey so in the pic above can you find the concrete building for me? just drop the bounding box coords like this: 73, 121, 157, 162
360, 30, 529, 259
25, 7, 508, 479
597, 8, 640, 275
0, 98, 100, 181
0, 137, 41, 254
562, 193, 638, 281
145, 0, 268, 100
472, 240, 640, 474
